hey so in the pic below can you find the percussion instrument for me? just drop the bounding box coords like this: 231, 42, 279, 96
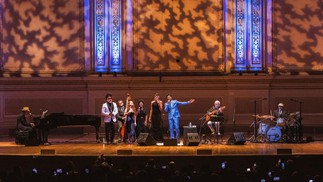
258, 122, 269, 135
276, 117, 286, 127
267, 126, 281, 142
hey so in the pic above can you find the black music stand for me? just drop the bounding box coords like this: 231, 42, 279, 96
210, 115, 224, 144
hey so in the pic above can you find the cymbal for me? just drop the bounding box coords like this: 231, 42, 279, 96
289, 112, 300, 116
259, 115, 275, 119
251, 114, 261, 118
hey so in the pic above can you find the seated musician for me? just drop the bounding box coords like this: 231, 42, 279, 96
206, 100, 224, 135
17, 107, 37, 139
273, 103, 289, 127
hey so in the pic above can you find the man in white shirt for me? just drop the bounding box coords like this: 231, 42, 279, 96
101, 93, 118, 144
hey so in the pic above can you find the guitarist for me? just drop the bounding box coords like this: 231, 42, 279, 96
206, 100, 224, 135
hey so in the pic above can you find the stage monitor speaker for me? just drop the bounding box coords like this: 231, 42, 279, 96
227, 132, 246, 145
164, 139, 177, 146
117, 150, 132, 155
277, 148, 292, 155
137, 133, 156, 146
197, 149, 212, 155
184, 133, 200, 146
40, 149, 55, 155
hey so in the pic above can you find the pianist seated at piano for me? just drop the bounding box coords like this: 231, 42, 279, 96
206, 100, 225, 135
16, 107, 37, 140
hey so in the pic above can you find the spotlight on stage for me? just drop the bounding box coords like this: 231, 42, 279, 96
239, 71, 243, 76
254, 71, 258, 76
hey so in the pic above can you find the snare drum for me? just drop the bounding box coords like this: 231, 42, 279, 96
258, 122, 269, 135
276, 117, 286, 127
267, 126, 281, 142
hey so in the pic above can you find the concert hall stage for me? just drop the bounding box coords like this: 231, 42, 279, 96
0, 134, 322, 157
0, 134, 323, 177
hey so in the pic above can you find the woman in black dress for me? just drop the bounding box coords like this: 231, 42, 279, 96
136, 100, 147, 138
148, 93, 163, 142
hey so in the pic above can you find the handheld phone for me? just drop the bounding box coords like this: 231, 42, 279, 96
281, 162, 285, 169
162, 165, 167, 169
247, 168, 251, 172
221, 162, 226, 169
273, 176, 280, 181
56, 168, 63, 173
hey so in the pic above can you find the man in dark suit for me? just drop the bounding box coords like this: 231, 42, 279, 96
116, 100, 126, 143
273, 103, 289, 126
17, 107, 35, 132
17, 107, 37, 141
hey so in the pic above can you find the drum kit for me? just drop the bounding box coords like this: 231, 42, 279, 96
252, 112, 302, 143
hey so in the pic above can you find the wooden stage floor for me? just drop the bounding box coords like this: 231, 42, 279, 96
0, 134, 322, 157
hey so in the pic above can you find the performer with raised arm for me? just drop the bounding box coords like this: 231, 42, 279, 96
206, 100, 225, 135
164, 94, 195, 141
101, 93, 118, 144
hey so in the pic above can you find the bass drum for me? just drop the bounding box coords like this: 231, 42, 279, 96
267, 127, 281, 142
258, 122, 269, 135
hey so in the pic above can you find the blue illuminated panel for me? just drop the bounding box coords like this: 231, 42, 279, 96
250, 0, 262, 71
94, 0, 122, 73
234, 0, 263, 71
235, 0, 248, 71
94, 0, 107, 73
109, 0, 122, 73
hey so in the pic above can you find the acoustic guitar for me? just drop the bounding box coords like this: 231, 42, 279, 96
205, 106, 226, 122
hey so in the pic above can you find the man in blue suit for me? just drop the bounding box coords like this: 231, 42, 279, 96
164, 94, 195, 140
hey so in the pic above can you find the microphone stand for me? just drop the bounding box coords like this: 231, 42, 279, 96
290, 99, 303, 142
233, 105, 236, 132
198, 113, 208, 143
290, 99, 303, 123
250, 98, 266, 143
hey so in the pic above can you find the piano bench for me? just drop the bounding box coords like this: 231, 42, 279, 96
15, 130, 29, 145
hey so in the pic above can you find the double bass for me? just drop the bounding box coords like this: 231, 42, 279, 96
205, 106, 226, 122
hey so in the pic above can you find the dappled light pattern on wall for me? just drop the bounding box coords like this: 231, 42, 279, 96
275, 0, 323, 73
133, 0, 224, 72
1, 0, 84, 77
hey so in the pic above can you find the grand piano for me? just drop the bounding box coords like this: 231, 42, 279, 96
34, 112, 101, 144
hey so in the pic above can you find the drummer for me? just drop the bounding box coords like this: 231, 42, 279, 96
273, 103, 289, 127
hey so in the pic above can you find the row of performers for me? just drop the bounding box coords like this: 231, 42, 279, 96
102, 92, 302, 144
101, 93, 195, 144
16, 92, 301, 145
